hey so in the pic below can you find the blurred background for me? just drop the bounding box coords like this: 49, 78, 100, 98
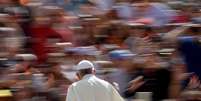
0, 0, 200, 101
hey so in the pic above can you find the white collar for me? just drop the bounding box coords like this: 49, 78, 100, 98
82, 74, 95, 80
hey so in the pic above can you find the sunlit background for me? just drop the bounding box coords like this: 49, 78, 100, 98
0, 0, 200, 101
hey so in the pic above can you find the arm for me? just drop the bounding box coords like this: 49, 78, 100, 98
124, 76, 144, 98
66, 85, 77, 101
169, 58, 185, 98
163, 26, 189, 41
110, 84, 125, 101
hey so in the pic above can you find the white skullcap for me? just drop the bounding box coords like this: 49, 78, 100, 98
76, 60, 94, 70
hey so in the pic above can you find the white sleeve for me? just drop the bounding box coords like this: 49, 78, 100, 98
66, 85, 77, 101
110, 84, 125, 101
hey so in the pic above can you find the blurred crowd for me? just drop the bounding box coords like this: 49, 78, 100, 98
0, 0, 200, 101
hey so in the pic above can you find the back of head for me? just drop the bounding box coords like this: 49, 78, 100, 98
76, 60, 95, 78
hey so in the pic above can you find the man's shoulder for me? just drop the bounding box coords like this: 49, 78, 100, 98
70, 76, 112, 88
71, 80, 84, 87
94, 76, 112, 86
68, 81, 85, 90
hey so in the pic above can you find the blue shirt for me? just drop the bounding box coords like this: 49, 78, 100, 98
179, 36, 201, 79
56, 0, 88, 12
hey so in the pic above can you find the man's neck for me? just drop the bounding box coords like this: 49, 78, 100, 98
81, 74, 94, 80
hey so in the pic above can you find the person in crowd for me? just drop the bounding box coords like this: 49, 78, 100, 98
124, 23, 150, 53
29, 7, 64, 63
107, 49, 171, 101
66, 60, 124, 101
106, 49, 142, 98
178, 25, 201, 87
132, 0, 176, 27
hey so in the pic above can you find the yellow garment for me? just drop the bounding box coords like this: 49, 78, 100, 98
0, 90, 12, 97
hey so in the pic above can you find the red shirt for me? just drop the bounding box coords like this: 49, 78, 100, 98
30, 24, 62, 63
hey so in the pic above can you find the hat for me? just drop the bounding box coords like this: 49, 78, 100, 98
109, 50, 135, 60
76, 60, 95, 70
65, 46, 100, 56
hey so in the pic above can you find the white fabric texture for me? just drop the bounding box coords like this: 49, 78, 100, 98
66, 74, 124, 101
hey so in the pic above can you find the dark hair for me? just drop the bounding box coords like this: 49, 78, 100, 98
78, 68, 93, 77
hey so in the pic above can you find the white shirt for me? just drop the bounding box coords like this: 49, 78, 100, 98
66, 74, 124, 101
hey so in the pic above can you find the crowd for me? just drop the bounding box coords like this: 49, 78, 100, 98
0, 0, 200, 101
